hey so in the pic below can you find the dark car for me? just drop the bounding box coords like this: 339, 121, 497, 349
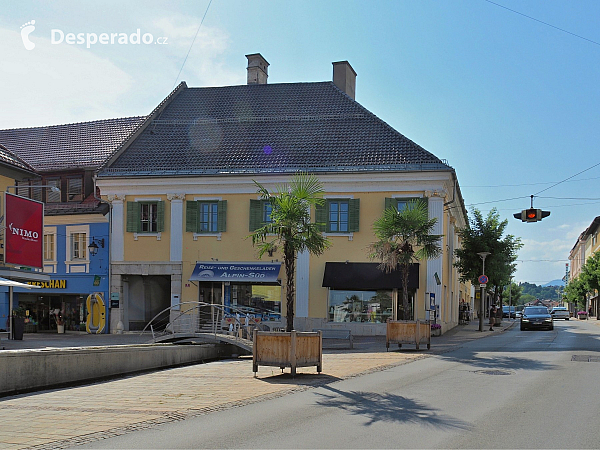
502, 306, 516, 318
520, 306, 553, 331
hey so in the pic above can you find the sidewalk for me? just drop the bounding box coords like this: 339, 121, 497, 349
0, 320, 510, 450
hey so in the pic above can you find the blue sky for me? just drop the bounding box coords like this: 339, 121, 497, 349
2, 0, 599, 285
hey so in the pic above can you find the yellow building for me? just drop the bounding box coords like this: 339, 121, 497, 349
97, 54, 470, 335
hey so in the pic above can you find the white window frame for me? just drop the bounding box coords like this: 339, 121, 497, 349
192, 197, 222, 240
322, 195, 354, 241
43, 226, 57, 274
65, 225, 90, 273
132, 197, 162, 241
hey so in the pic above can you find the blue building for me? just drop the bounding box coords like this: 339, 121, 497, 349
0, 117, 144, 334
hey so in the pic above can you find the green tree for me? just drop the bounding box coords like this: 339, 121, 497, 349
501, 282, 522, 305
250, 173, 331, 332
454, 208, 522, 304
564, 276, 588, 311
521, 293, 536, 305
368, 199, 442, 320
581, 252, 600, 304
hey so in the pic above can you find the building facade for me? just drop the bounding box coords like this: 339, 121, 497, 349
0, 117, 144, 333
97, 54, 470, 335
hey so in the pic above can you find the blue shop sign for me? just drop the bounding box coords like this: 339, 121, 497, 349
190, 262, 281, 283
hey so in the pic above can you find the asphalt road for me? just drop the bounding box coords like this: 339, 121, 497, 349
74, 319, 600, 449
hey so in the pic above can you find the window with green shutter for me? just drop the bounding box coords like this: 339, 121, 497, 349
249, 199, 272, 231
384, 197, 427, 213
186, 200, 227, 233
316, 199, 360, 233
126, 201, 165, 233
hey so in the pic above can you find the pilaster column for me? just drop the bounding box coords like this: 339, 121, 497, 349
296, 249, 310, 318
425, 190, 445, 316
108, 194, 126, 262
167, 193, 185, 262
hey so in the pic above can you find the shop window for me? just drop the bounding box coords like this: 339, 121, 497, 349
71, 232, 87, 260
230, 283, 281, 319
127, 201, 165, 233
44, 233, 55, 261
186, 200, 227, 233
249, 199, 273, 231
316, 199, 359, 233
67, 177, 83, 202
328, 289, 392, 323
385, 197, 427, 212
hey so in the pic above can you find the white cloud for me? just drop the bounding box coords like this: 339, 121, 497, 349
0, 27, 135, 128
152, 15, 242, 87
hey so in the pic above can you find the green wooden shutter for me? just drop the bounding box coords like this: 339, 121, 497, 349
126, 201, 140, 233
385, 197, 394, 211
348, 199, 360, 232
249, 199, 262, 231
315, 201, 327, 232
156, 201, 165, 232
186, 201, 199, 233
217, 200, 227, 232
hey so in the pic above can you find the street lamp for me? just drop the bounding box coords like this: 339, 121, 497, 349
88, 238, 105, 256
477, 251, 491, 332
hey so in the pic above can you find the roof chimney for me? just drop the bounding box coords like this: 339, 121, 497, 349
246, 53, 269, 85
332, 61, 357, 100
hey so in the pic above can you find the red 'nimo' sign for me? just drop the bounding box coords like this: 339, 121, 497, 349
4, 192, 44, 269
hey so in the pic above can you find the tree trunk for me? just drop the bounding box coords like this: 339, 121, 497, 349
401, 264, 410, 321
284, 243, 296, 332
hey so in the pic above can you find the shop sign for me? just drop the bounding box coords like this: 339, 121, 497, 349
4, 193, 44, 269
27, 279, 67, 289
190, 262, 282, 283
93, 275, 101, 286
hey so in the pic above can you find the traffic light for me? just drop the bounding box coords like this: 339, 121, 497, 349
513, 209, 550, 223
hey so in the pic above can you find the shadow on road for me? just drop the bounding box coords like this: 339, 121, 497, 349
438, 351, 557, 372
257, 372, 342, 386
315, 385, 472, 430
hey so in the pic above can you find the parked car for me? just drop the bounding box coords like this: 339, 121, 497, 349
520, 306, 553, 331
502, 306, 516, 318
550, 307, 570, 320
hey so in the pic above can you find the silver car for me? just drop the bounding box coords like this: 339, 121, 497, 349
551, 307, 570, 320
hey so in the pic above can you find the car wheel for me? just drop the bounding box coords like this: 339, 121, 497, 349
520, 325, 525, 331
549, 325, 554, 331
566, 318, 569, 321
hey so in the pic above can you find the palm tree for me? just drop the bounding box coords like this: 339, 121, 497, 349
368, 199, 442, 320
250, 173, 331, 332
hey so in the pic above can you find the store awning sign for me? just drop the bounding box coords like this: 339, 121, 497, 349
190, 262, 281, 283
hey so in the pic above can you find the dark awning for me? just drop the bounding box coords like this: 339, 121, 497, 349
322, 262, 419, 290
190, 262, 281, 283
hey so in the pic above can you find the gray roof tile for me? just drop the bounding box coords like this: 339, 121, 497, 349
0, 144, 37, 174
101, 82, 450, 176
0, 117, 145, 172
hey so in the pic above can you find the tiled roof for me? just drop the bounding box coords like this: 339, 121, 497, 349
0, 144, 37, 174
101, 82, 450, 176
0, 117, 146, 172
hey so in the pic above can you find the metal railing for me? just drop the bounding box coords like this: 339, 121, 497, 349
141, 301, 274, 345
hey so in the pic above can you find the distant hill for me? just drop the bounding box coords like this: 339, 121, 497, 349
542, 279, 565, 287
520, 282, 563, 301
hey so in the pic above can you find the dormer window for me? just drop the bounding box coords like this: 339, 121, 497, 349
67, 177, 83, 202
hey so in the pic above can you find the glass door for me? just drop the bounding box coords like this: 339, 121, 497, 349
197, 282, 222, 332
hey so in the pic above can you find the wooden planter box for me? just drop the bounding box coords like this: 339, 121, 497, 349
253, 330, 322, 376
386, 320, 431, 350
